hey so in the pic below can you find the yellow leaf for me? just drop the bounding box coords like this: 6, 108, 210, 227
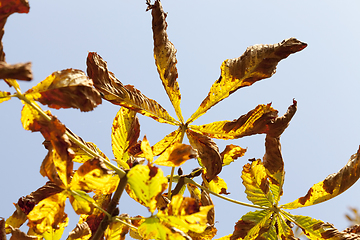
24, 69, 101, 112
111, 107, 139, 166
148, 0, 183, 123
151, 129, 182, 156
20, 101, 51, 132
141, 136, 154, 162
104, 221, 129, 240
203, 176, 229, 195
241, 160, 275, 207
4, 79, 20, 90
187, 38, 307, 123
68, 190, 95, 215
0, 91, 11, 103
154, 142, 198, 167
5, 204, 27, 234
127, 164, 168, 213
27, 192, 67, 234
189, 104, 277, 140
70, 158, 113, 192
87, 52, 179, 125
221, 144, 246, 166
281, 148, 360, 210
158, 195, 214, 233
138, 217, 185, 240
42, 216, 69, 240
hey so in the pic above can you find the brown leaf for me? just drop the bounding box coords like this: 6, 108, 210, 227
147, 0, 183, 122
68, 222, 91, 240
186, 129, 222, 181
201, 190, 215, 225
25, 69, 102, 112
0, 217, 6, 240
86, 52, 178, 125
0, 62, 32, 81
8, 227, 37, 240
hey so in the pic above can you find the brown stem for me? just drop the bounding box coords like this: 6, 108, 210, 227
91, 174, 128, 240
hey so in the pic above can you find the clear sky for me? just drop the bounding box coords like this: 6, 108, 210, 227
1, 1, 360, 239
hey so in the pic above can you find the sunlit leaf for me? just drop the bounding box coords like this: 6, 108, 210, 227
186, 129, 222, 181
188, 226, 217, 240
42, 216, 69, 240
151, 129, 182, 156
67, 223, 92, 240
231, 210, 272, 240
104, 221, 129, 240
154, 142, 198, 167
188, 38, 307, 123
281, 212, 350, 240
147, 0, 183, 123
87, 52, 179, 125
20, 101, 51, 132
221, 144, 246, 166
0, 90, 10, 103
70, 158, 113, 192
24, 69, 101, 112
281, 147, 360, 210
241, 159, 274, 207
141, 135, 154, 162
68, 190, 95, 215
158, 195, 213, 234
27, 192, 68, 234
275, 214, 295, 240
111, 107, 139, 166
189, 104, 277, 140
203, 176, 229, 195
138, 217, 184, 240
5, 204, 27, 234
127, 164, 168, 213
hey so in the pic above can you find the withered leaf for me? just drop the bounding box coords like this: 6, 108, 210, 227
154, 142, 198, 167
188, 38, 307, 123
221, 144, 247, 166
0, 62, 32, 81
0, 217, 6, 240
8, 226, 37, 240
68, 222, 92, 240
282, 146, 360, 210
186, 129, 222, 181
189, 104, 278, 140
147, 0, 183, 123
25, 69, 102, 112
86, 52, 179, 125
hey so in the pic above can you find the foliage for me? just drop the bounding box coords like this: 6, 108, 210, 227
1, 0, 360, 239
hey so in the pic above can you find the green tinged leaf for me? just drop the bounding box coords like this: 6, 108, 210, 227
188, 38, 307, 123
138, 217, 184, 240
86, 52, 179, 125
281, 147, 360, 209
148, 0, 183, 123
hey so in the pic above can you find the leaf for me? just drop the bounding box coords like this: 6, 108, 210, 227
147, 0, 183, 123
127, 164, 168, 213
230, 210, 272, 240
67, 223, 92, 240
42, 217, 68, 240
68, 190, 96, 215
221, 144, 246, 166
203, 176, 230, 195
86, 52, 179, 125
275, 214, 295, 240
138, 217, 185, 240
25, 69, 101, 112
141, 135, 154, 162
20, 101, 51, 132
70, 157, 113, 193
104, 221, 129, 240
154, 142, 198, 167
27, 192, 68, 234
5, 204, 27, 234
0, 90, 10, 103
111, 107, 139, 165
186, 129, 222, 181
188, 38, 307, 123
7, 226, 38, 240
158, 195, 214, 233
0, 62, 32, 81
151, 129, 182, 156
189, 104, 277, 140
241, 159, 275, 207
281, 146, 360, 210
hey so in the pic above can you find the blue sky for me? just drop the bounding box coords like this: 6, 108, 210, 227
1, 1, 360, 238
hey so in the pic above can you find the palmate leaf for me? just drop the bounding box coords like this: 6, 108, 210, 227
189, 104, 277, 140
25, 69, 102, 112
187, 38, 307, 123
111, 107, 140, 166
147, 0, 183, 123
127, 164, 168, 213
87, 52, 179, 125
241, 159, 276, 207
281, 147, 360, 210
